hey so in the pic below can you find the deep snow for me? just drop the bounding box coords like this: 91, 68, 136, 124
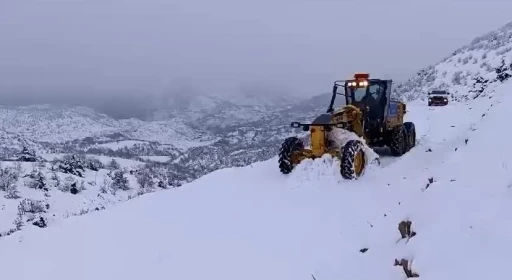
0, 80, 511, 280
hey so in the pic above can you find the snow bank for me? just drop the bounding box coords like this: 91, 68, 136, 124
0, 81, 511, 280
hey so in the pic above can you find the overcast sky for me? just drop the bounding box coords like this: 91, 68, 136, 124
0, 0, 511, 106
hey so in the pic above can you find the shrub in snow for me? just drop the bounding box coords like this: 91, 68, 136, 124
57, 176, 85, 194
17, 146, 37, 162
107, 158, 121, 170
85, 157, 105, 171
100, 174, 113, 194
111, 170, 129, 191
470, 76, 490, 96
0, 164, 20, 192
142, 162, 185, 188
71, 180, 86, 194
16, 198, 49, 230
58, 176, 73, 192
18, 198, 47, 214
70, 182, 79, 194
24, 170, 47, 191
495, 58, 512, 82
452, 71, 463, 85
50, 171, 59, 181
50, 157, 59, 171
49, 172, 62, 190
32, 216, 47, 228
135, 168, 155, 191
58, 154, 86, 177
13, 213, 24, 231
157, 180, 168, 189
4, 182, 19, 199
167, 173, 182, 188
496, 46, 512, 55
4, 184, 21, 199
480, 61, 492, 71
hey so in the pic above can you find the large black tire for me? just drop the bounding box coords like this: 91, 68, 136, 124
404, 122, 416, 151
340, 139, 366, 180
278, 137, 304, 174
389, 125, 406, 156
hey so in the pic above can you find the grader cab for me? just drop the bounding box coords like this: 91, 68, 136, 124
278, 73, 416, 180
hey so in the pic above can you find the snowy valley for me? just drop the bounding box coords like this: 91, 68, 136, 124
0, 19, 512, 280
0, 93, 329, 181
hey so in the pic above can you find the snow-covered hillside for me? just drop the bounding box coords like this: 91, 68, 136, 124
0, 72, 510, 280
0, 105, 216, 146
396, 21, 512, 101
0, 153, 183, 236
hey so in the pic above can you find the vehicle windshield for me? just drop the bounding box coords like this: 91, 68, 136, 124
344, 81, 384, 105
329, 80, 386, 112
347, 87, 367, 102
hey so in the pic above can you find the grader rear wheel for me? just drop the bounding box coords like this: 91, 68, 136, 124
389, 125, 406, 156
404, 122, 416, 151
340, 139, 366, 180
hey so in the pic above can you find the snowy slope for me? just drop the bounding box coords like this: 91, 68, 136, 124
0, 78, 509, 279
0, 154, 184, 236
396, 21, 512, 101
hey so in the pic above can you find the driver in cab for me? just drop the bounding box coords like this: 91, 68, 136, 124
361, 86, 382, 122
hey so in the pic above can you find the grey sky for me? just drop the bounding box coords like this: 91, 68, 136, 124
0, 0, 511, 106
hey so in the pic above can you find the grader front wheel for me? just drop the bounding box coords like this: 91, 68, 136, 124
340, 140, 366, 180
278, 136, 304, 174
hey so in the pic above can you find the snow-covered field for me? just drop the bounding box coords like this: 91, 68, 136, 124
0, 79, 509, 279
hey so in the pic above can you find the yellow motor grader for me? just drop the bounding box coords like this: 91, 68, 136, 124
278, 73, 416, 179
